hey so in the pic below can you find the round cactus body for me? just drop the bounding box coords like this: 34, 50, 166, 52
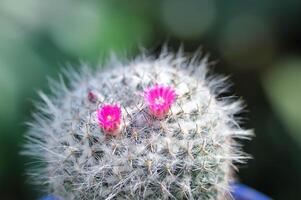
24, 52, 252, 200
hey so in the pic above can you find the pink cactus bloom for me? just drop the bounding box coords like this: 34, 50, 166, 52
97, 105, 121, 134
144, 84, 176, 118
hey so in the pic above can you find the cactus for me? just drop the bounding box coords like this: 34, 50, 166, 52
24, 50, 252, 200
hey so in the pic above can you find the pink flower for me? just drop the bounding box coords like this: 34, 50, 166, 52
97, 104, 121, 134
144, 84, 176, 118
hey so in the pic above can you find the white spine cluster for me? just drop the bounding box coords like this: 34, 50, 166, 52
24, 51, 252, 200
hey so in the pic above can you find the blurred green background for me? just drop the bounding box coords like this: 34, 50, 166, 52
1, 0, 301, 199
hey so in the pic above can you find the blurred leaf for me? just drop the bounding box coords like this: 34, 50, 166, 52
263, 57, 301, 145
0, 0, 46, 30
0, 61, 20, 123
49, 1, 152, 59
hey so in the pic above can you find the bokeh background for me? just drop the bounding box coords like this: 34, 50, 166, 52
0, 0, 301, 199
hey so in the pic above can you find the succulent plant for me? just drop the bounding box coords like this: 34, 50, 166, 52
24, 50, 252, 200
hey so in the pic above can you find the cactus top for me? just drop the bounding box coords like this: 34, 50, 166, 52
24, 51, 252, 200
